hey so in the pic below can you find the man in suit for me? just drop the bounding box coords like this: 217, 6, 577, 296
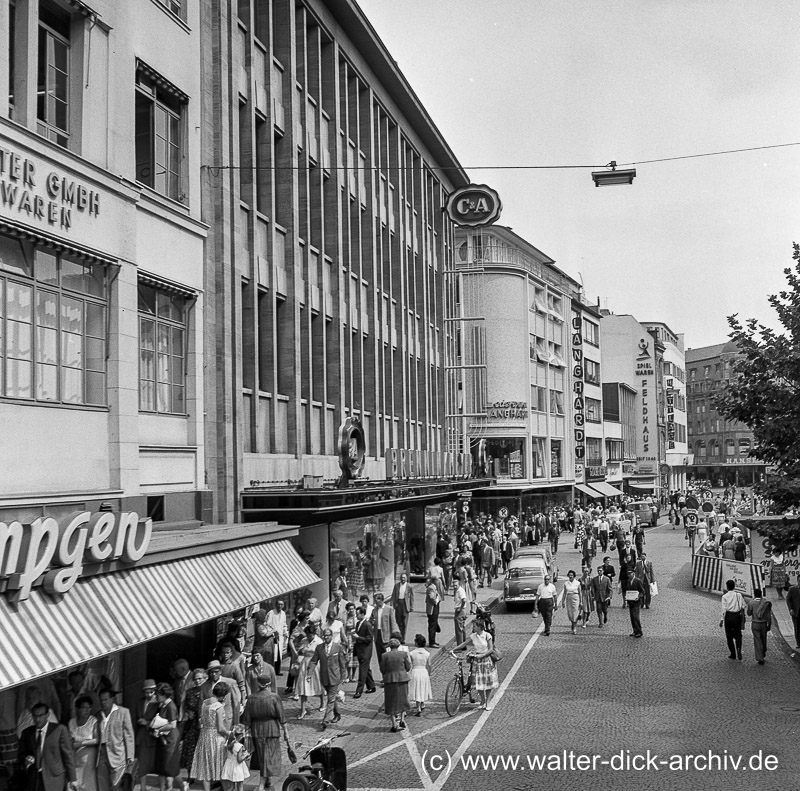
390, 574, 414, 642
590, 565, 613, 626
307, 627, 348, 730
351, 607, 376, 698
786, 579, 800, 649
634, 553, 656, 609
19, 703, 76, 791
95, 689, 134, 791
500, 534, 514, 573
201, 661, 241, 724
370, 592, 398, 671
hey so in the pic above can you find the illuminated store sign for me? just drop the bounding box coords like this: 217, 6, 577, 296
0, 512, 152, 601
485, 401, 528, 420
572, 314, 585, 482
385, 449, 473, 480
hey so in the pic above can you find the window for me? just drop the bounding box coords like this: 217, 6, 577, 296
584, 358, 600, 385
548, 341, 565, 367
155, 0, 183, 17
690, 368, 696, 382
530, 334, 547, 363
549, 389, 564, 416
726, 438, 735, 456
8, 0, 16, 118
37, 0, 71, 146
0, 236, 106, 404
583, 319, 599, 346
138, 282, 188, 414
696, 440, 706, 457
531, 437, 546, 478
738, 438, 751, 455
531, 286, 547, 313
586, 397, 601, 422
550, 439, 562, 477
531, 385, 546, 413
710, 440, 720, 457
586, 437, 603, 466
547, 293, 563, 320
135, 65, 185, 201
703, 365, 710, 378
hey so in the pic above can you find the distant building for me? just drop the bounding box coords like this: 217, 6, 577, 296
685, 342, 765, 488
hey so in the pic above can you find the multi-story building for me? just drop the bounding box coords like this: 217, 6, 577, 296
685, 342, 765, 488
643, 322, 688, 492
0, 0, 317, 731
600, 313, 667, 498
450, 225, 583, 515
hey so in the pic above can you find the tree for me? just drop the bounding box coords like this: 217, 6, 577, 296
714, 242, 800, 549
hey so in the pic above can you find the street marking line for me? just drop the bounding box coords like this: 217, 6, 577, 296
347, 710, 478, 768
430, 619, 545, 791
404, 725, 435, 791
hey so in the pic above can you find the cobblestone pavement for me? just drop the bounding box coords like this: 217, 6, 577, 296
312, 521, 800, 791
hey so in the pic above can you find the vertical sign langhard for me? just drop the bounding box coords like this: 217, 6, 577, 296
572, 314, 585, 483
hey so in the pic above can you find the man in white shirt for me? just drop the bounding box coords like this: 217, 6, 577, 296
453, 581, 468, 645
96, 689, 134, 791
533, 575, 558, 636
719, 579, 746, 660
324, 610, 346, 644
266, 600, 288, 675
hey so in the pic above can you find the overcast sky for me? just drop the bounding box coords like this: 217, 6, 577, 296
356, 0, 800, 350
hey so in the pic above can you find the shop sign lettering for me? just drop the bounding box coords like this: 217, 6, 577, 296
0, 145, 100, 232
445, 184, 502, 227
572, 314, 585, 481
0, 511, 152, 602
385, 449, 473, 480
485, 401, 528, 420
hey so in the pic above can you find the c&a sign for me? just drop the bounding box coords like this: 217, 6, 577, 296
0, 511, 152, 601
445, 184, 502, 228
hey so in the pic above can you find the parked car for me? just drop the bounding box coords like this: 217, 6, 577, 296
513, 545, 558, 580
627, 501, 658, 527
503, 556, 548, 607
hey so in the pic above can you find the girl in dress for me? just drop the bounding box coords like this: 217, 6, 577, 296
220, 725, 249, 791
295, 623, 325, 719
191, 684, 230, 791
408, 635, 432, 717
559, 570, 582, 635
449, 616, 498, 711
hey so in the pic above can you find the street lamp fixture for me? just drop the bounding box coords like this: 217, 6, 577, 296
591, 161, 636, 187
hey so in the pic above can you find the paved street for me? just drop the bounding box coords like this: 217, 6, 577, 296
299, 521, 800, 791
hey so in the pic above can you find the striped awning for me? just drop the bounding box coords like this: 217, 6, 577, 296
691, 553, 764, 597
574, 483, 602, 498
0, 539, 318, 691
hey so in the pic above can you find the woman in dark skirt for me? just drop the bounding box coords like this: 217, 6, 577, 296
153, 683, 182, 791
179, 670, 207, 790
379, 637, 411, 732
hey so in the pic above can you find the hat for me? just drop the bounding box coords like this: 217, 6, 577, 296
143, 679, 156, 690
251, 609, 268, 623
207, 660, 221, 670
256, 674, 272, 688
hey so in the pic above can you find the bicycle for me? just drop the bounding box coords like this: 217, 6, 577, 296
444, 653, 477, 716
282, 731, 350, 791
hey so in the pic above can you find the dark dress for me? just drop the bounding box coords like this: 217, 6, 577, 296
180, 687, 203, 771
380, 649, 411, 716
241, 690, 285, 781
135, 699, 159, 777
154, 700, 181, 778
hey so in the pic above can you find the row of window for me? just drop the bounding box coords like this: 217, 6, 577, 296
694, 438, 751, 457
0, 234, 189, 414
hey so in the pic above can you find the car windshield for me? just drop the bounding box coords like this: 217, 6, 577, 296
508, 567, 542, 579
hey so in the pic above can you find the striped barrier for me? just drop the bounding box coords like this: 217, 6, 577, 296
691, 553, 764, 597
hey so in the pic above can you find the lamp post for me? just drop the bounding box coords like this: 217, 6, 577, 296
591, 161, 636, 187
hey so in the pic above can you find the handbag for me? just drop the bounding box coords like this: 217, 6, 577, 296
624, 590, 640, 602
489, 647, 502, 663
649, 581, 659, 597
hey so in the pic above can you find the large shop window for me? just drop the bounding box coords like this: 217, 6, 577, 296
37, 0, 71, 147
0, 236, 106, 404
483, 437, 525, 479
550, 438, 563, 477
330, 512, 408, 600
138, 282, 187, 414
135, 63, 187, 201
532, 436, 547, 478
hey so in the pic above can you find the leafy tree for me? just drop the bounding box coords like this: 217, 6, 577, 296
715, 242, 800, 549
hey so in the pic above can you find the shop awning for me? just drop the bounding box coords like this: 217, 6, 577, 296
0, 539, 318, 691
575, 483, 602, 498
628, 482, 655, 491
589, 481, 623, 498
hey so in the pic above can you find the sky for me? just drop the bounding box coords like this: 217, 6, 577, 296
356, 0, 800, 350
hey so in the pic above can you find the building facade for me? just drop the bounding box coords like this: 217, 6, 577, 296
643, 321, 688, 492
685, 341, 765, 488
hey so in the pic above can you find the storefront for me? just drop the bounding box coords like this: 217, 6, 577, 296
0, 517, 318, 773
470, 485, 574, 522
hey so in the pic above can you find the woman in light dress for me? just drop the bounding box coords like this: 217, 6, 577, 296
578, 567, 594, 629
559, 570, 582, 635
343, 602, 359, 683
449, 616, 498, 711
295, 623, 325, 719
68, 696, 98, 791
408, 635, 432, 717
190, 683, 230, 791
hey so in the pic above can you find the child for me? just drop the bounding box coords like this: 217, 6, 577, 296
221, 725, 249, 791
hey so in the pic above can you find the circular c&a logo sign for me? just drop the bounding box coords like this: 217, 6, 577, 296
445, 184, 502, 228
